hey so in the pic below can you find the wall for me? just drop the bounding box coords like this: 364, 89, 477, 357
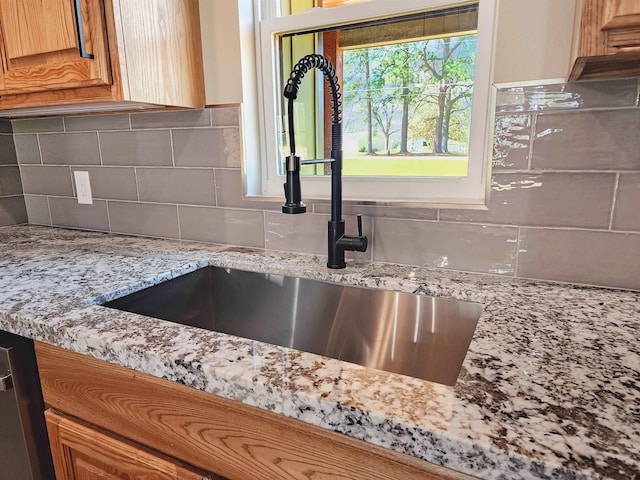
493, 0, 577, 84
199, 0, 578, 105
13, 78, 640, 291
0, 119, 27, 226
198, 0, 243, 105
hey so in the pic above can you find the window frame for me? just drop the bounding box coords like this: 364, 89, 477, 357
247, 0, 498, 208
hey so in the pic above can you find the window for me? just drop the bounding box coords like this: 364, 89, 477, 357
247, 0, 498, 207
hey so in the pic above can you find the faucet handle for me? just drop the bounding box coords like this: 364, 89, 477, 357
357, 215, 363, 237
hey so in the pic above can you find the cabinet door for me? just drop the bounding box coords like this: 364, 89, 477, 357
601, 0, 640, 51
45, 409, 218, 480
602, 0, 640, 29
0, 0, 111, 95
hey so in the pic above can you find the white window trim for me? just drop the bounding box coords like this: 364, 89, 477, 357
243, 0, 498, 208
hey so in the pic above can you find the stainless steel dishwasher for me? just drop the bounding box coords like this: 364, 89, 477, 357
0, 330, 54, 479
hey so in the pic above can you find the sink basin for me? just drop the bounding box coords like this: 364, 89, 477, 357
103, 266, 483, 386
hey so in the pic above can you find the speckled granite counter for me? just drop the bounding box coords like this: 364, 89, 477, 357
0, 225, 638, 479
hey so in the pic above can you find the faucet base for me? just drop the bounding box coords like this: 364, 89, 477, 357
327, 219, 369, 269
327, 220, 346, 269
327, 262, 347, 269
282, 204, 306, 214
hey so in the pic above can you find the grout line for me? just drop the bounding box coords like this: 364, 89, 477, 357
99, 224, 177, 241
206, 166, 241, 171
512, 273, 640, 292
370, 216, 375, 261
514, 227, 521, 277
527, 113, 536, 170
262, 210, 268, 248
339, 215, 640, 234
521, 224, 640, 235
96, 132, 104, 166
105, 200, 112, 233
61, 117, 66, 133
133, 165, 219, 171
212, 169, 219, 207
96, 198, 268, 212
133, 167, 141, 201
43, 194, 104, 200
35, 125, 222, 134
175, 204, 182, 240
46, 196, 53, 226
498, 105, 640, 116
69, 166, 76, 198
608, 172, 620, 230
17, 163, 640, 175
35, 133, 44, 165
127, 113, 132, 130
483, 167, 640, 174
169, 130, 176, 167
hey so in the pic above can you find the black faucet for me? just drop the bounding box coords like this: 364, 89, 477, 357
282, 54, 367, 269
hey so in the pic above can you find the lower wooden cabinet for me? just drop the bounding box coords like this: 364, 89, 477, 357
45, 409, 220, 480
36, 342, 476, 480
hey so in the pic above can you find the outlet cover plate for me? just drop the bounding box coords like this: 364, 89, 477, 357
74, 170, 93, 205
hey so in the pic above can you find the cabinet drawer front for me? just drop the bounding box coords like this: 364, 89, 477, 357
607, 26, 640, 51
0, 0, 111, 95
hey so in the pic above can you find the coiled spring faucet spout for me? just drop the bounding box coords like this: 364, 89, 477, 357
282, 54, 367, 269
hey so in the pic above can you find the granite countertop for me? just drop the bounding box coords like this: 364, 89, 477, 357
0, 225, 638, 479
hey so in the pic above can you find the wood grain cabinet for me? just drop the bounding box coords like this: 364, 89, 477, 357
36, 342, 476, 480
569, 0, 640, 80
45, 410, 219, 479
0, 0, 204, 114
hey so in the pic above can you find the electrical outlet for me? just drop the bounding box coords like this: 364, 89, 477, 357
74, 171, 93, 205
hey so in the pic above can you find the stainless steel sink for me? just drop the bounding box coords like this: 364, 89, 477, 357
103, 266, 483, 386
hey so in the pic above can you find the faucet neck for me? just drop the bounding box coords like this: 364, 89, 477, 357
282, 54, 367, 269
329, 122, 342, 223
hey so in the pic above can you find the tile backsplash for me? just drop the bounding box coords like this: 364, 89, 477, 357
0, 119, 27, 226
9, 79, 640, 290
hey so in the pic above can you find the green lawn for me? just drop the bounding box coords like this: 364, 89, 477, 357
342, 154, 469, 177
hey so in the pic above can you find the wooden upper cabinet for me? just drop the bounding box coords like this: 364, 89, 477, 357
569, 0, 640, 80
0, 0, 204, 113
0, 0, 111, 95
